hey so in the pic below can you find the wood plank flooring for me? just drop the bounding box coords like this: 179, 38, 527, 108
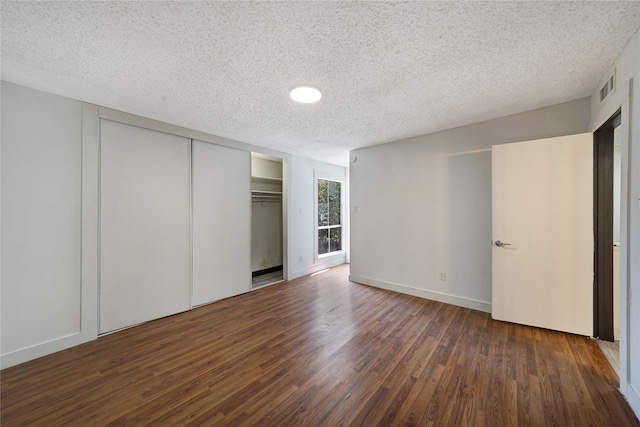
252, 270, 285, 289
598, 339, 620, 377
2, 264, 638, 426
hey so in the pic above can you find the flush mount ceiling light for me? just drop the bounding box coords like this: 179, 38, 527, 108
289, 86, 322, 103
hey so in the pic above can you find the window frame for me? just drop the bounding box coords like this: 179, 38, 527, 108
315, 176, 344, 259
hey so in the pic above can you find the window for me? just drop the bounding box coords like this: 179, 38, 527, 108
317, 179, 342, 255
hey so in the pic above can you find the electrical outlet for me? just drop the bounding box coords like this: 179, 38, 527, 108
299, 255, 303, 262
439, 272, 447, 281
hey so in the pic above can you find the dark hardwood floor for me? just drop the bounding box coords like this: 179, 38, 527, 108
2, 264, 638, 426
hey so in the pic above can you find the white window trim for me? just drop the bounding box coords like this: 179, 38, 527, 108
314, 173, 344, 261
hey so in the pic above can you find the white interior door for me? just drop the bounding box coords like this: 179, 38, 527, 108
492, 133, 593, 336
100, 120, 191, 333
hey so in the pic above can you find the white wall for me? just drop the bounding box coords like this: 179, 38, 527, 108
252, 156, 282, 180
350, 98, 591, 313
251, 199, 283, 271
591, 28, 640, 418
614, 245, 620, 340
289, 156, 348, 279
614, 125, 621, 342
1, 82, 96, 368
614, 126, 622, 244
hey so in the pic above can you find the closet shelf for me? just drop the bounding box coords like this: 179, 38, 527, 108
251, 190, 282, 195
251, 175, 282, 183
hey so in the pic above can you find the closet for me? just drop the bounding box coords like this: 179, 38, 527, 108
99, 116, 284, 333
251, 154, 284, 288
100, 120, 253, 333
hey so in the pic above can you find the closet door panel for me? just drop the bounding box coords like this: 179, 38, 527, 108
192, 140, 251, 305
100, 120, 191, 333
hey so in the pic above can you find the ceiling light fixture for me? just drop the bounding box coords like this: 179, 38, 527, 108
290, 86, 322, 103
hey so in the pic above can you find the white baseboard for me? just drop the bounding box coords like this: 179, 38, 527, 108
1, 331, 90, 369
289, 256, 347, 280
348, 275, 491, 313
624, 382, 640, 421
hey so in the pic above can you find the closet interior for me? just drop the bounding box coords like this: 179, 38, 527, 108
251, 153, 284, 288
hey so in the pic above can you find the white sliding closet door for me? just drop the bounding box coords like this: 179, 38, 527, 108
192, 140, 251, 305
100, 120, 191, 333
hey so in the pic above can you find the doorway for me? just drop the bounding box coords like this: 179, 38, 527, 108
593, 110, 621, 342
251, 153, 284, 288
593, 109, 622, 376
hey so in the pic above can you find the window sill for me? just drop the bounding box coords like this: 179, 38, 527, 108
318, 250, 345, 260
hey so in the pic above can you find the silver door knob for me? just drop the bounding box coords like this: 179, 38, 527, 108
495, 240, 511, 247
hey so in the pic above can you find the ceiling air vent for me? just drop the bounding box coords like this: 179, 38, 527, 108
599, 71, 615, 103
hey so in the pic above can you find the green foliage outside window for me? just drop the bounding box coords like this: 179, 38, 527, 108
318, 179, 341, 255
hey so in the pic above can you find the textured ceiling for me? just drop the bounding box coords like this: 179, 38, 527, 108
2, 1, 640, 166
